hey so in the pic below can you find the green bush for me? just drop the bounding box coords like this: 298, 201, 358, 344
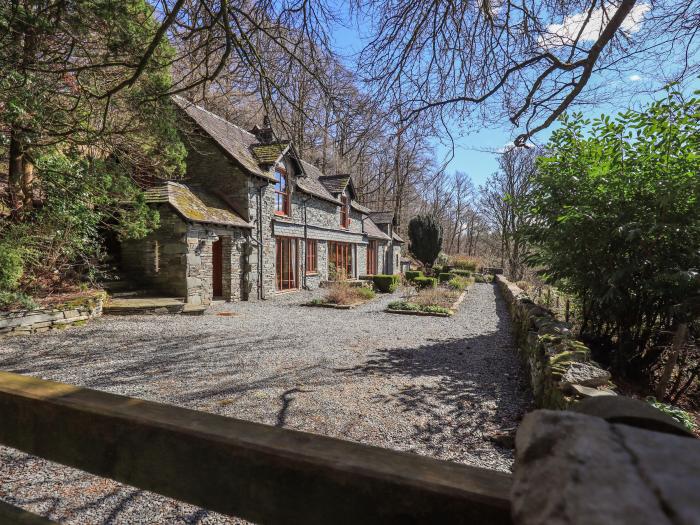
0, 291, 37, 311
432, 265, 443, 274
448, 276, 473, 291
450, 269, 472, 277
408, 215, 443, 267
647, 397, 697, 431
357, 287, 376, 300
388, 300, 419, 311
474, 273, 493, 283
387, 300, 450, 315
0, 244, 24, 291
438, 272, 452, 283
422, 305, 451, 315
414, 276, 438, 289
523, 91, 700, 374
405, 270, 423, 281
373, 274, 400, 293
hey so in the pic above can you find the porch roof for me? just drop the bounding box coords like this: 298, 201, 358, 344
145, 182, 252, 228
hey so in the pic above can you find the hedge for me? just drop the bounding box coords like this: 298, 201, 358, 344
414, 276, 438, 289
373, 274, 400, 293
405, 270, 423, 282
450, 269, 472, 277
438, 272, 452, 283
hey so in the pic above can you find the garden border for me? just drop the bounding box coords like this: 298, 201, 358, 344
0, 292, 106, 338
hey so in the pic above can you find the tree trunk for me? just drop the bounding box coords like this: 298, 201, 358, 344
655, 322, 688, 401
8, 129, 25, 213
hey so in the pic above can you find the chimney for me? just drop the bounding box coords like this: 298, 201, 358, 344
251, 115, 274, 144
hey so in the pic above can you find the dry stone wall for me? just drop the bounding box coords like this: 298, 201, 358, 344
496, 275, 615, 409
0, 293, 105, 337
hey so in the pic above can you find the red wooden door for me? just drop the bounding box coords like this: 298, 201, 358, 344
212, 239, 223, 297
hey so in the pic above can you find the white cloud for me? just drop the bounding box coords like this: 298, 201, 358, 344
539, 3, 651, 49
629, 74, 642, 81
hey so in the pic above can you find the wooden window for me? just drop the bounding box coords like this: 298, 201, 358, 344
306, 239, 317, 274
366, 240, 377, 275
274, 167, 290, 216
328, 241, 352, 280
276, 237, 298, 291
340, 195, 350, 228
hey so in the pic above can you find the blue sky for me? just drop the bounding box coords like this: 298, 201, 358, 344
328, 6, 698, 188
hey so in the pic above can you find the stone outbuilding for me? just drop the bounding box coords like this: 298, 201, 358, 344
119, 96, 403, 305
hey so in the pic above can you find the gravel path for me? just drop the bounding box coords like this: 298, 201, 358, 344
0, 283, 531, 524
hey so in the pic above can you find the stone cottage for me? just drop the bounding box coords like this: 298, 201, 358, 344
120, 96, 403, 305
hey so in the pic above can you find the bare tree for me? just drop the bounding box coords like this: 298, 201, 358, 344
480, 147, 537, 279
355, 0, 700, 145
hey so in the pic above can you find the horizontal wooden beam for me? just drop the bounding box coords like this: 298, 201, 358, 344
0, 372, 512, 524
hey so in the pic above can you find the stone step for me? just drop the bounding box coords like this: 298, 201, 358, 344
103, 297, 186, 316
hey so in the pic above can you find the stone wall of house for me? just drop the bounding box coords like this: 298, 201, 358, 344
248, 181, 277, 300
121, 206, 189, 297
496, 275, 616, 409
356, 243, 367, 277
376, 243, 387, 275
0, 293, 105, 337
390, 244, 402, 275
181, 133, 251, 220
184, 224, 248, 305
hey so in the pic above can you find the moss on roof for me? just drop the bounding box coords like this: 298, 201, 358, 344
145, 182, 251, 228
251, 142, 289, 165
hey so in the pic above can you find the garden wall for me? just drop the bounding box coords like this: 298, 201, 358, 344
496, 275, 616, 409
0, 292, 105, 337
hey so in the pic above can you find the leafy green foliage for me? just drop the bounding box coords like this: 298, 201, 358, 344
438, 272, 452, 283
357, 287, 376, 300
0, 291, 37, 311
474, 274, 493, 283
413, 276, 438, 289
388, 300, 419, 311
448, 276, 473, 291
372, 274, 400, 293
387, 300, 450, 315
0, 244, 23, 290
405, 270, 423, 281
647, 397, 697, 431
450, 269, 472, 277
0, 1, 185, 300
523, 89, 700, 374
408, 214, 443, 267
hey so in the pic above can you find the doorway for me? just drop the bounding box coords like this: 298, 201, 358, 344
212, 238, 223, 297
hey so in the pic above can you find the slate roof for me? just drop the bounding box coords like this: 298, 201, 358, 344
172, 96, 274, 181
173, 96, 373, 214
351, 201, 371, 214
318, 174, 351, 195
251, 142, 290, 165
296, 160, 342, 205
392, 231, 405, 243
145, 182, 251, 228
369, 211, 394, 225
363, 217, 391, 241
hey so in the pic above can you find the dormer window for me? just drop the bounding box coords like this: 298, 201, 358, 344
274, 166, 290, 216
340, 194, 350, 228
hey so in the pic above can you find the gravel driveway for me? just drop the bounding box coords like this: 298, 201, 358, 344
0, 282, 531, 524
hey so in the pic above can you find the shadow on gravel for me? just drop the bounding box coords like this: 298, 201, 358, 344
338, 285, 531, 459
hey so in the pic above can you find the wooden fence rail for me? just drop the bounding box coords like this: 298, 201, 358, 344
0, 371, 512, 524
